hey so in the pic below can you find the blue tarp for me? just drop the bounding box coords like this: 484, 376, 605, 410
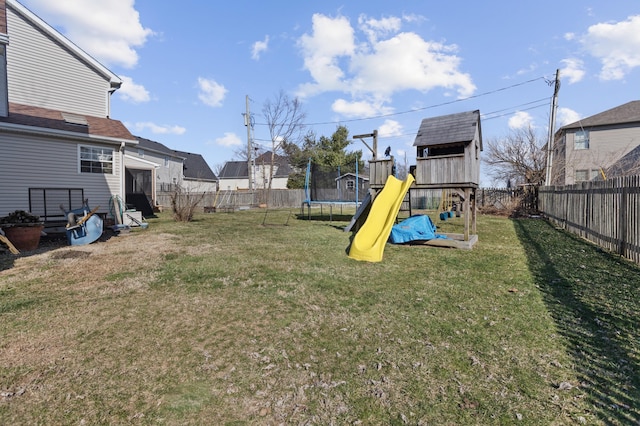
389, 215, 447, 244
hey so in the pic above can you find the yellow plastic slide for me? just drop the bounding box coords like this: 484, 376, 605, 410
348, 174, 415, 262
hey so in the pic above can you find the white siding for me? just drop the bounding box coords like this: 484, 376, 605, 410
0, 132, 121, 217
218, 178, 248, 191
565, 126, 640, 184
6, 7, 111, 117
182, 179, 217, 193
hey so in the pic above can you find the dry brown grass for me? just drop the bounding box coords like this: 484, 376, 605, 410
2, 211, 638, 424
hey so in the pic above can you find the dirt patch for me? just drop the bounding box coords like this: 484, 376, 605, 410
0, 229, 179, 282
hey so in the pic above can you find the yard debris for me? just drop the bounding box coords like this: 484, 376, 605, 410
557, 381, 575, 390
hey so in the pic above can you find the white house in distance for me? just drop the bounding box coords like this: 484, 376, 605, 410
0, 0, 138, 223
218, 151, 291, 190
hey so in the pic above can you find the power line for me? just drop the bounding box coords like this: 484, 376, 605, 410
253, 75, 549, 127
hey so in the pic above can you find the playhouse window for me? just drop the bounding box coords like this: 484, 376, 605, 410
346, 180, 355, 190
427, 144, 464, 157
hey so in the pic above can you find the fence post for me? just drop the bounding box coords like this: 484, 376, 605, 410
618, 177, 628, 257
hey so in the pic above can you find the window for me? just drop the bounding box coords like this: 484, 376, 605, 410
574, 130, 589, 150
80, 146, 114, 174
590, 169, 601, 180
346, 179, 355, 190
164, 156, 169, 167
575, 169, 589, 182
138, 149, 145, 158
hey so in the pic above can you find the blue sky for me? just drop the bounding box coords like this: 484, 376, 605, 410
19, 0, 640, 184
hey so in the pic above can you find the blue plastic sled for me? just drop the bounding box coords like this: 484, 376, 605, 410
65, 205, 103, 246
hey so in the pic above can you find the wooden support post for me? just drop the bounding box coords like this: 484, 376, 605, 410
471, 188, 477, 235
463, 187, 471, 241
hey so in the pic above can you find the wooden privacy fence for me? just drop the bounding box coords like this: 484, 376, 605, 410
538, 175, 640, 264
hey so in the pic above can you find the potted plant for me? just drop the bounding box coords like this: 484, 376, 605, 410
0, 210, 44, 251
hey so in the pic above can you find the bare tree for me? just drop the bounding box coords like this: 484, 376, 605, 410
483, 126, 546, 186
262, 90, 307, 195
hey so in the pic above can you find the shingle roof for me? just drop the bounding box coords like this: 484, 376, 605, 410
173, 150, 217, 181
218, 161, 248, 179
136, 136, 182, 157
219, 153, 292, 179
607, 144, 640, 176
413, 110, 482, 149
0, 102, 136, 142
561, 100, 640, 130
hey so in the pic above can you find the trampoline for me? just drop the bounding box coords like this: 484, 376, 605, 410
301, 159, 368, 220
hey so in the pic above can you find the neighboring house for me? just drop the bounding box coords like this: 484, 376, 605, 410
550, 100, 640, 185
218, 151, 291, 190
128, 136, 185, 213
0, 0, 138, 222
173, 149, 217, 193
131, 137, 217, 213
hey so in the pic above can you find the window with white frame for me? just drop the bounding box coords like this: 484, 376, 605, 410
346, 179, 355, 190
80, 146, 114, 174
574, 130, 589, 150
575, 169, 589, 182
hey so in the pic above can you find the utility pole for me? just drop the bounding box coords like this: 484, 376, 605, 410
244, 95, 253, 190
545, 69, 560, 186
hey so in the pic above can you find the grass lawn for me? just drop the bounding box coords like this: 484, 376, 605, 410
1, 208, 639, 424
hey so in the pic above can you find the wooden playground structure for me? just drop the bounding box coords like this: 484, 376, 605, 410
364, 110, 482, 249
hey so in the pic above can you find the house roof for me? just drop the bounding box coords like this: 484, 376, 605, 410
173, 150, 217, 181
606, 144, 640, 176
136, 136, 184, 159
561, 100, 640, 131
413, 110, 482, 149
336, 172, 369, 182
0, 102, 136, 143
135, 136, 217, 181
7, 0, 122, 89
218, 161, 248, 179
219, 153, 292, 179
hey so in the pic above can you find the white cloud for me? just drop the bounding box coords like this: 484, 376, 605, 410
216, 132, 243, 147
197, 77, 227, 107
556, 107, 581, 127
580, 15, 640, 80
117, 75, 150, 103
378, 119, 403, 137
297, 14, 355, 96
252, 36, 269, 60
560, 58, 585, 84
358, 15, 402, 43
296, 13, 475, 106
132, 122, 186, 135
22, 0, 154, 69
331, 98, 392, 118
508, 111, 533, 130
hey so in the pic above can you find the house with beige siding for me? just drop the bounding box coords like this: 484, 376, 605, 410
549, 101, 640, 185
0, 0, 138, 223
